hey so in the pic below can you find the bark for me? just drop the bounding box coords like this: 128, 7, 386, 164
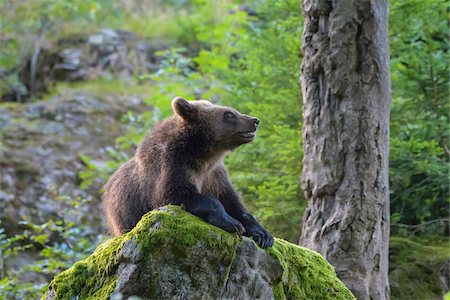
299, 0, 391, 299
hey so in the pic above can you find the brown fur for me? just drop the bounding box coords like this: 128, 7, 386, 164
102, 97, 273, 247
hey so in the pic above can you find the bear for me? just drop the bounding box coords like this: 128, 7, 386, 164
102, 96, 274, 248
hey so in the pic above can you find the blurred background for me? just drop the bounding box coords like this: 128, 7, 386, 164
0, 0, 448, 299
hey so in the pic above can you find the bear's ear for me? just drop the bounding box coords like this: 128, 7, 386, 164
172, 96, 196, 121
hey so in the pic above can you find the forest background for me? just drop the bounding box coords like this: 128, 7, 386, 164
0, 0, 448, 299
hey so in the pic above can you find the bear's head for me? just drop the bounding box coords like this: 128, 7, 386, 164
172, 96, 259, 150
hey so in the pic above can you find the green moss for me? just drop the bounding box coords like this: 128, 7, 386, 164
133, 206, 238, 255
268, 239, 355, 300
445, 291, 450, 300
389, 236, 449, 300
0, 102, 21, 110
10, 117, 40, 128
43, 206, 355, 299
42, 236, 127, 300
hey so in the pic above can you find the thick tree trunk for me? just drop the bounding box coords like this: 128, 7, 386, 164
299, 1, 391, 299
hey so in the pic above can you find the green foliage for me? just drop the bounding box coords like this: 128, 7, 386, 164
389, 0, 449, 233
0, 196, 104, 299
389, 138, 449, 233
445, 291, 450, 300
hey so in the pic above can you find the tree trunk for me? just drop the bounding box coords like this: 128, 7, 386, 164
299, 1, 391, 299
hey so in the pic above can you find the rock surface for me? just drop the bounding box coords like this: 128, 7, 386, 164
43, 206, 355, 300
0, 92, 144, 236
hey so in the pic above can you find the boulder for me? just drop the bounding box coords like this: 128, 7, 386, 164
43, 206, 355, 300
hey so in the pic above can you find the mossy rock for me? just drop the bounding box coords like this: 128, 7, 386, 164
43, 206, 355, 300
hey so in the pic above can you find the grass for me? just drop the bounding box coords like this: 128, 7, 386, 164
55, 2, 197, 48
52, 78, 156, 98
121, 9, 197, 47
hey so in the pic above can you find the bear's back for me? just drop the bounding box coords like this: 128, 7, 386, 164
103, 159, 149, 235
103, 117, 184, 235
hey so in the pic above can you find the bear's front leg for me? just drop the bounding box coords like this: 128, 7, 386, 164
166, 177, 246, 235
214, 187, 274, 247
210, 168, 274, 248
183, 196, 246, 236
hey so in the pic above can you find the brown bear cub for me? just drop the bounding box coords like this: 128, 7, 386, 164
102, 96, 273, 248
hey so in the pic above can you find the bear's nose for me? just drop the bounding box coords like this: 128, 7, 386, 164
253, 118, 260, 126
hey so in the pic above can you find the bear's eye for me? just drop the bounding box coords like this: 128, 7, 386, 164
224, 111, 236, 119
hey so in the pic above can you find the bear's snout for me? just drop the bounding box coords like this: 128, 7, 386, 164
246, 116, 259, 132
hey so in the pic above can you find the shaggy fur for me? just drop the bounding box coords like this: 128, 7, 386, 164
103, 97, 273, 248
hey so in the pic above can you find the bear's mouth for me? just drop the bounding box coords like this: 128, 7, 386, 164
238, 131, 256, 139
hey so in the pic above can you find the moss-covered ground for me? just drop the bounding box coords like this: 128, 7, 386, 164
43, 205, 355, 300
389, 236, 449, 300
